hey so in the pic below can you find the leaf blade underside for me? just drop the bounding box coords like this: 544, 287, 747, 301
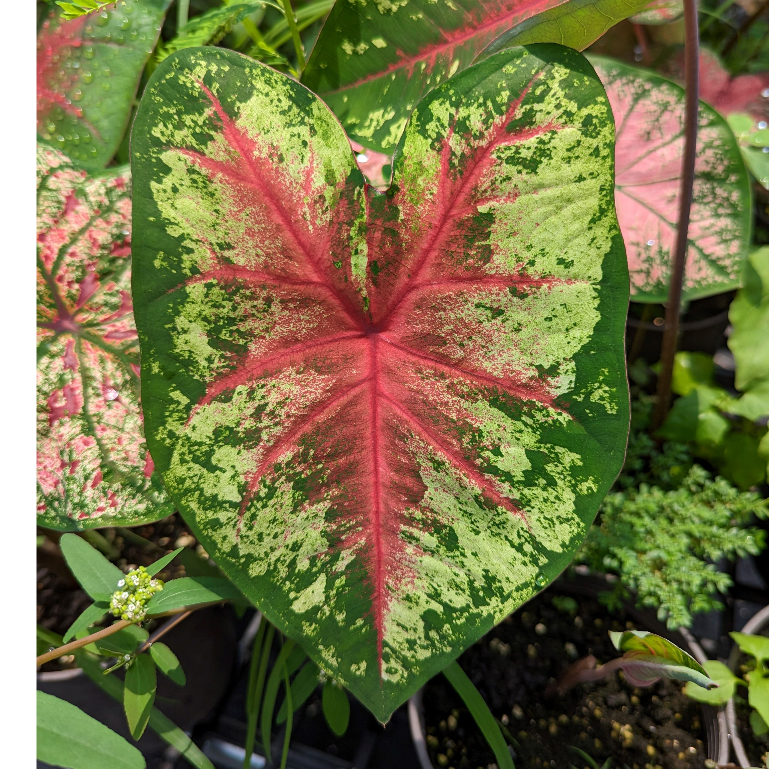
132, 44, 629, 721
589, 56, 751, 303
37, 0, 172, 170
37, 146, 173, 530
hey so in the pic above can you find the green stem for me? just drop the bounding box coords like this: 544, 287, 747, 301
280, 660, 293, 769
243, 620, 275, 768
700, 0, 735, 32
81, 529, 120, 561
177, 0, 190, 29
280, 0, 305, 71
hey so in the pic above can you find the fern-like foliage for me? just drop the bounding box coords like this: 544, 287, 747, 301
155, 2, 266, 64
575, 391, 769, 630
55, 0, 113, 20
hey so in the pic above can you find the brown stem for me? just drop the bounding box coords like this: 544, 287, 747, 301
36, 620, 132, 667
651, 0, 699, 431
139, 610, 193, 654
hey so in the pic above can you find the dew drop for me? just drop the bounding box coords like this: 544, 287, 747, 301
105, 388, 119, 401
356, 153, 369, 162
84, 25, 93, 34
114, 32, 124, 43
763, 147, 769, 154
82, 70, 94, 84
90, 148, 98, 157
759, 121, 768, 130
535, 574, 548, 588
120, 17, 131, 30
72, 60, 80, 69
762, 88, 769, 98
83, 46, 95, 59
103, 66, 112, 78
129, 28, 138, 39
647, 239, 656, 246
82, 131, 91, 142
96, 11, 110, 26
53, 108, 64, 120
102, 82, 111, 91
55, 135, 66, 145
46, 121, 56, 133
72, 89, 83, 102
103, 32, 112, 42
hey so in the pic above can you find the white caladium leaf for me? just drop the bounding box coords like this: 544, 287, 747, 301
37, 145, 173, 530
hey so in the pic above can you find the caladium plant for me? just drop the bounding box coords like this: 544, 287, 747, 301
131, 44, 630, 720
590, 56, 751, 303
37, 145, 172, 530
37, 0, 172, 170
301, 0, 651, 153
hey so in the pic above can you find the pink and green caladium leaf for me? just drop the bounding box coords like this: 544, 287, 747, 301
590, 56, 751, 303
628, 0, 683, 25
37, 145, 173, 530
37, 0, 172, 171
608, 630, 716, 689
131, 44, 629, 721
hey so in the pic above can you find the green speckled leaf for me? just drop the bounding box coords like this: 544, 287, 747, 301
590, 56, 751, 303
131, 44, 629, 721
37, 145, 173, 530
37, 0, 172, 170
478, 0, 652, 56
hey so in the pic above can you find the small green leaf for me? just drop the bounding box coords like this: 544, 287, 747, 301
97, 625, 149, 657
147, 547, 184, 577
124, 654, 157, 740
145, 577, 247, 614
731, 631, 769, 662
60, 533, 124, 599
277, 660, 320, 724
609, 630, 715, 689
443, 662, 514, 769
149, 642, 186, 686
37, 691, 145, 769
63, 601, 110, 642
747, 671, 769, 727
671, 352, 715, 396
750, 708, 768, 736
684, 660, 741, 705
322, 680, 350, 737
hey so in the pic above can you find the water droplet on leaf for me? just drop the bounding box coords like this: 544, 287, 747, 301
82, 70, 94, 84
96, 11, 110, 26
72, 89, 83, 102
647, 239, 655, 246
762, 88, 769, 98
83, 46, 95, 59
759, 121, 768, 130
535, 574, 547, 587
120, 18, 131, 30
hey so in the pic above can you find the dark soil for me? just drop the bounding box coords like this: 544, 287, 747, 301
423, 586, 709, 769
37, 513, 200, 672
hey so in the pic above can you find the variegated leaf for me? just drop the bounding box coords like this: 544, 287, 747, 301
37, 0, 172, 170
628, 0, 683, 25
37, 145, 173, 530
131, 45, 629, 721
590, 56, 751, 303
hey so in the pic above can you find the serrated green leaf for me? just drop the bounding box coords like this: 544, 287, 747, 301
730, 631, 769, 662
132, 45, 629, 721
37, 147, 174, 530
276, 660, 320, 724
322, 680, 350, 737
479, 0, 651, 57
37, 691, 145, 769
684, 660, 741, 705
149, 642, 186, 686
609, 630, 715, 689
588, 56, 751, 303
124, 654, 157, 740
443, 662, 514, 769
63, 601, 109, 642
145, 577, 247, 615
147, 547, 184, 576
60, 533, 124, 598
37, 0, 172, 170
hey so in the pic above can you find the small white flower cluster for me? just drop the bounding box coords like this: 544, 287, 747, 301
109, 567, 164, 622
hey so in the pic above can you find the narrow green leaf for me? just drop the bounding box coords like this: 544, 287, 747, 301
609, 630, 715, 689
124, 654, 157, 740
145, 577, 247, 614
260, 0, 334, 49
243, 621, 275, 769
443, 662, 514, 769
37, 691, 145, 769
478, 0, 651, 57
684, 660, 741, 705
60, 533, 124, 599
147, 547, 184, 577
261, 640, 296, 764
322, 680, 350, 737
276, 660, 320, 724
76, 650, 214, 769
63, 601, 109, 642
730, 631, 769, 662
280, 662, 293, 769
149, 642, 186, 686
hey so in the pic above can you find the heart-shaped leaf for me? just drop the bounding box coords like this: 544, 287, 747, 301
132, 45, 629, 721
37, 0, 172, 170
37, 145, 173, 530
684, 660, 742, 705
590, 56, 751, 303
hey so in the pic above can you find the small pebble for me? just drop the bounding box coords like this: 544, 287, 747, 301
534, 623, 547, 635
512, 705, 524, 719
447, 715, 457, 730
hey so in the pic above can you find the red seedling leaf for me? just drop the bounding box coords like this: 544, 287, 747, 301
37, 145, 173, 530
592, 56, 751, 302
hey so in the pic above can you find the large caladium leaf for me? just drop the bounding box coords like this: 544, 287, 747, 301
37, 145, 172, 530
131, 44, 629, 720
590, 56, 751, 303
628, 0, 683, 25
37, 0, 172, 170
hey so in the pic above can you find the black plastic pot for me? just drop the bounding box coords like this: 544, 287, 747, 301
407, 571, 724, 769
37, 604, 240, 766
